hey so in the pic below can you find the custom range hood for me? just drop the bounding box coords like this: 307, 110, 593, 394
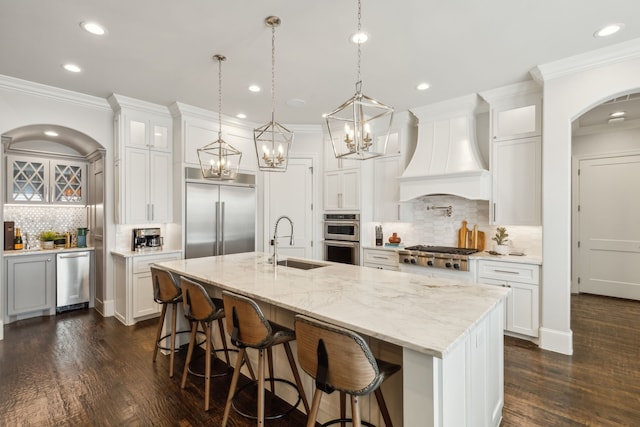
399, 94, 490, 201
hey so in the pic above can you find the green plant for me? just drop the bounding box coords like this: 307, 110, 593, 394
39, 230, 58, 241
492, 227, 509, 245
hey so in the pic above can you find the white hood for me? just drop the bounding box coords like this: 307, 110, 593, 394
399, 94, 490, 201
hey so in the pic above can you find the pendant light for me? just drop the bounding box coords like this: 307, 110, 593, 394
197, 54, 242, 180
254, 16, 292, 172
325, 0, 394, 160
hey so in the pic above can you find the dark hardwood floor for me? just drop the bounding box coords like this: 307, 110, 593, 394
1, 293, 639, 426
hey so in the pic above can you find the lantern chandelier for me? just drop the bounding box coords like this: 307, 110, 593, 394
197, 54, 242, 180
325, 0, 394, 160
254, 16, 293, 172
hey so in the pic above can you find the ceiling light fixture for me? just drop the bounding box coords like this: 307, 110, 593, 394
253, 16, 292, 172
44, 131, 59, 137
325, 0, 394, 160
609, 111, 625, 118
80, 21, 106, 36
594, 23, 624, 37
63, 63, 82, 73
236, 113, 247, 119
417, 82, 430, 91
248, 85, 261, 92
351, 31, 369, 44
197, 54, 242, 180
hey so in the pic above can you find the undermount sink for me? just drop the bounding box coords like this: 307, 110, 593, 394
276, 259, 328, 270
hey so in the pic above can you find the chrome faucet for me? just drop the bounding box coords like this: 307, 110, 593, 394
271, 215, 294, 266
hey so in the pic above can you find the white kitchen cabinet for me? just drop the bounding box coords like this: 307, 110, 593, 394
483, 86, 541, 142
477, 260, 540, 338
362, 247, 399, 271
109, 94, 173, 224
6, 155, 87, 205
113, 251, 182, 326
491, 137, 541, 225
5, 253, 56, 318
324, 168, 360, 211
373, 155, 404, 222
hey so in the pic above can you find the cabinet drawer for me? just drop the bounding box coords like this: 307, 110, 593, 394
477, 261, 539, 285
363, 249, 398, 267
132, 254, 180, 274
363, 262, 400, 271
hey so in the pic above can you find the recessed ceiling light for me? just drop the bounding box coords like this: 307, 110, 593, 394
63, 63, 82, 73
608, 117, 625, 124
594, 23, 624, 37
44, 131, 59, 137
248, 85, 261, 92
416, 82, 430, 91
350, 31, 369, 44
236, 113, 247, 119
80, 21, 106, 36
609, 111, 625, 118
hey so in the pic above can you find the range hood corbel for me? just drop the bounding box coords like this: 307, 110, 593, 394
399, 94, 491, 201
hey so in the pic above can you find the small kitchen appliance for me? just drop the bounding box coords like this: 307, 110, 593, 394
132, 227, 164, 251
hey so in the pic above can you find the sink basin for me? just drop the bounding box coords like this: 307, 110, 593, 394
276, 259, 328, 270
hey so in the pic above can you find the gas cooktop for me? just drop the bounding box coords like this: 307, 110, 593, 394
404, 245, 479, 255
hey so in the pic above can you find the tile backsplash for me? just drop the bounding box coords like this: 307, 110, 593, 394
378, 195, 542, 256
4, 205, 88, 246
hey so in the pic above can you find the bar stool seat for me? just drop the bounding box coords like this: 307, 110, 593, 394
294, 314, 401, 427
221, 290, 310, 427
150, 267, 192, 378
180, 277, 233, 411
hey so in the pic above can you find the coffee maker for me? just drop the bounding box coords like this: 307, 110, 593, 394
132, 228, 163, 251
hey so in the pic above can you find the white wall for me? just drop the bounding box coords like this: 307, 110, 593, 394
536, 38, 640, 355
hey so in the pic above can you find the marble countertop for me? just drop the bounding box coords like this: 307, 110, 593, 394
4, 246, 94, 257
155, 251, 509, 359
111, 248, 183, 258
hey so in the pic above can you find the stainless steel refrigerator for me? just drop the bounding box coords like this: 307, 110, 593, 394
185, 169, 256, 259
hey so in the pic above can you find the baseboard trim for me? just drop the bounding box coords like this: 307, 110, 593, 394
102, 299, 115, 317
0, 320, 4, 340
539, 327, 573, 355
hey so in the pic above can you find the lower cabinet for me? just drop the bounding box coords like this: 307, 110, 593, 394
5, 253, 56, 318
113, 251, 182, 325
362, 247, 399, 271
477, 260, 540, 337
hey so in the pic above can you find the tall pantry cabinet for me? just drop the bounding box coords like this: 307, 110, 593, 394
108, 94, 173, 224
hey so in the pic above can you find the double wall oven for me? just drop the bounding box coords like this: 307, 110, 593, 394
323, 213, 359, 265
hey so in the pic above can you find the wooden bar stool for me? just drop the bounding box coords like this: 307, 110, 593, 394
221, 290, 310, 427
294, 315, 401, 427
179, 276, 232, 411
150, 267, 192, 378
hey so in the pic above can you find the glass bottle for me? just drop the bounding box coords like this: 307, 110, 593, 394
14, 227, 23, 250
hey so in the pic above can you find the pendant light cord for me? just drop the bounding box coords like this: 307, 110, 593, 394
271, 23, 276, 122
218, 57, 223, 139
356, 0, 362, 92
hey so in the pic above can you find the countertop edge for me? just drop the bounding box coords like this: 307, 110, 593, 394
3, 247, 95, 257
111, 249, 183, 258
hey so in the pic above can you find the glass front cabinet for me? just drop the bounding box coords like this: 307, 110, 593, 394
7, 155, 87, 205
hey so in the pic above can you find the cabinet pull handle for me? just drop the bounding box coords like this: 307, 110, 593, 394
493, 203, 496, 222
59, 253, 89, 259
151, 204, 154, 221
372, 256, 387, 260
494, 269, 518, 274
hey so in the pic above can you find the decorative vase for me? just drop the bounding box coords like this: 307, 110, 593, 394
493, 244, 509, 255
42, 240, 54, 249
389, 232, 401, 244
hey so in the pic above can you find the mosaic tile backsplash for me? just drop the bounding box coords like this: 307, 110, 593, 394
378, 195, 542, 256
4, 206, 88, 246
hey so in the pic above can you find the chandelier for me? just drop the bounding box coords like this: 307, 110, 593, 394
197, 54, 242, 180
254, 16, 292, 172
325, 0, 394, 160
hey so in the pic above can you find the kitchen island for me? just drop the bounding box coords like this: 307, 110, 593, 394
155, 252, 508, 427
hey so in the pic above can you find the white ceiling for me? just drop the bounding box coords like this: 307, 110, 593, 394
2, 1, 640, 127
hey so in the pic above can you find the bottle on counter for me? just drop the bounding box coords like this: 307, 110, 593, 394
14, 227, 23, 250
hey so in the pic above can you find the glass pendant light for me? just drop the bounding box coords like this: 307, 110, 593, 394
325, 0, 394, 160
254, 16, 292, 172
197, 54, 242, 180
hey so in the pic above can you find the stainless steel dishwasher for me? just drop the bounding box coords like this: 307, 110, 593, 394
56, 251, 91, 312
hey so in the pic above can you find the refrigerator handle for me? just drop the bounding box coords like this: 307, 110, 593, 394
215, 201, 220, 256
221, 201, 225, 254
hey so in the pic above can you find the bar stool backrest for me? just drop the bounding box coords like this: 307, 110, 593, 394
295, 315, 382, 396
222, 291, 272, 348
180, 277, 218, 322
151, 267, 181, 304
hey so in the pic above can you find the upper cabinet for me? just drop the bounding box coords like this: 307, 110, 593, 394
109, 94, 173, 224
480, 82, 542, 225
6, 155, 87, 205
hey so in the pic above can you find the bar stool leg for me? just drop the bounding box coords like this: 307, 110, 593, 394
258, 348, 266, 426
306, 388, 323, 427
351, 395, 362, 427
222, 347, 247, 427
374, 388, 394, 427
217, 318, 231, 366
283, 341, 310, 413
181, 320, 199, 389
267, 346, 275, 393
204, 322, 213, 411
152, 303, 168, 363
169, 303, 178, 377
340, 391, 347, 427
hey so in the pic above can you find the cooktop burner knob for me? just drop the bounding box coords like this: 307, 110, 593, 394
445, 262, 452, 268
410, 258, 416, 264
453, 263, 460, 270
403, 258, 410, 264
427, 260, 433, 266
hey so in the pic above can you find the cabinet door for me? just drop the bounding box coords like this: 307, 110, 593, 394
51, 160, 87, 205
492, 137, 541, 225
373, 156, 401, 221
150, 118, 171, 152
149, 151, 172, 222
507, 281, 539, 337
132, 272, 159, 318
6, 254, 55, 315
124, 147, 150, 224
324, 171, 341, 210
341, 169, 360, 210
126, 116, 149, 149
6, 155, 49, 203
492, 97, 541, 141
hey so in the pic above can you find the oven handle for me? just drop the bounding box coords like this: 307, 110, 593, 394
324, 220, 360, 227
323, 240, 359, 248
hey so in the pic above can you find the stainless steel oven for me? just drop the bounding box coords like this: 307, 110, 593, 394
323, 213, 360, 265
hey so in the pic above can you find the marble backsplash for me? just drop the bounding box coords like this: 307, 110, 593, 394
4, 205, 88, 247
378, 195, 542, 256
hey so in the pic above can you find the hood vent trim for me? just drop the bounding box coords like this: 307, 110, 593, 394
400, 94, 490, 201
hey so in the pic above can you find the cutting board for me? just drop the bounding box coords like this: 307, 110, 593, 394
458, 221, 485, 251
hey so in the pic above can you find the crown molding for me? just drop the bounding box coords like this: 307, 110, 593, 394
107, 93, 171, 116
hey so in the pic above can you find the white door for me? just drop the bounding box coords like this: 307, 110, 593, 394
265, 157, 314, 259
578, 155, 640, 299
